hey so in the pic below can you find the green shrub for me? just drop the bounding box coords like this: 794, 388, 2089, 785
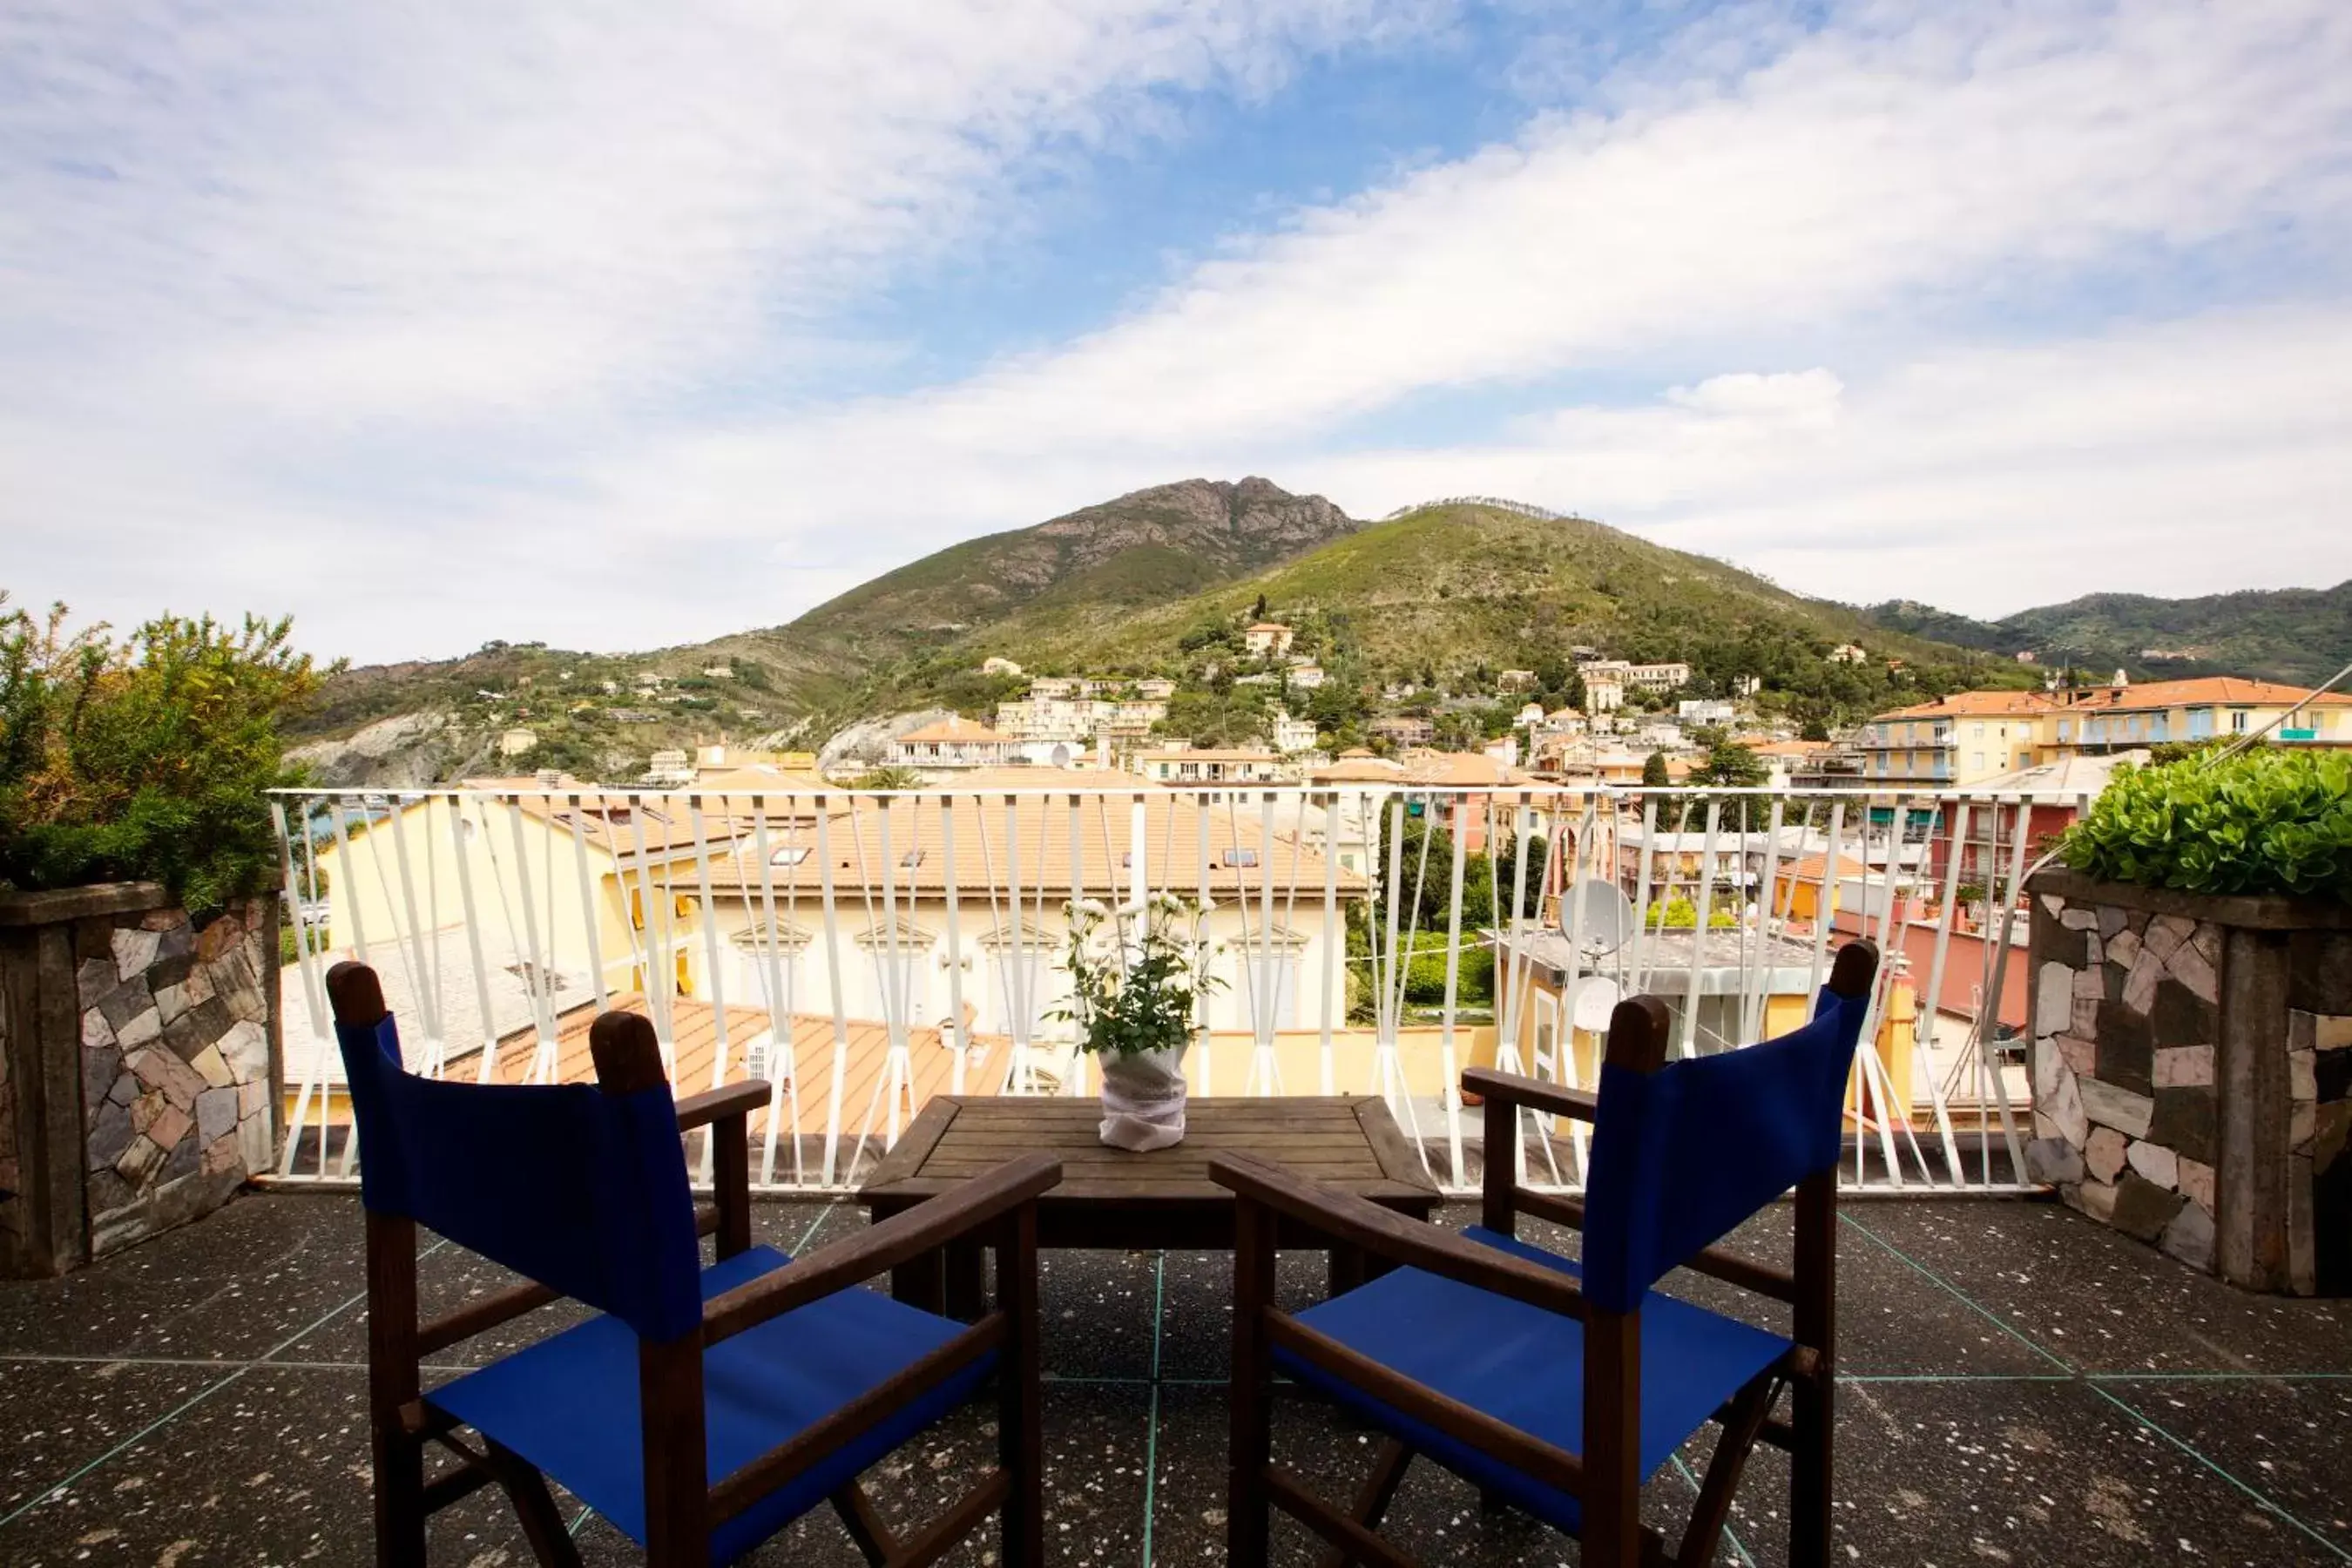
1, 596, 330, 918
1402, 946, 1494, 1004
2057, 750, 2352, 903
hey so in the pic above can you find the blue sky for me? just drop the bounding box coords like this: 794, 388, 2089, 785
5, 0, 2350, 662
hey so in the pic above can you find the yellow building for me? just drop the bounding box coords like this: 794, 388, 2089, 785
1860, 692, 2052, 786
2043, 676, 2352, 754
308, 780, 742, 1006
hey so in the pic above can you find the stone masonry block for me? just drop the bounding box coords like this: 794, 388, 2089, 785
111, 924, 160, 981
2145, 914, 2195, 964
189, 1044, 233, 1089
2081, 1078, 2156, 1139
2154, 1045, 2213, 1088
2044, 1064, 2088, 1146
2123, 950, 2164, 1015
194, 1085, 238, 1145
2078, 1179, 2119, 1223
2177, 1156, 2216, 1215
2126, 1139, 2179, 1190
2151, 979, 2217, 1051
2058, 1035, 2098, 1075
2149, 1088, 2217, 1166
2095, 1000, 2154, 1096
2166, 937, 2219, 1004
2037, 963, 2074, 1037
2112, 1173, 2186, 1243
2161, 1200, 2215, 1273
2025, 1138, 2085, 1185
2105, 926, 2143, 973
2086, 1125, 2127, 1183
116, 1007, 161, 1050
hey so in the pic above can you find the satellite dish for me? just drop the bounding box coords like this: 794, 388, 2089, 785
1559, 878, 1637, 956
1566, 976, 1623, 1032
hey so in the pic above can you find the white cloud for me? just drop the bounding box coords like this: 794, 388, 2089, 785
5, 0, 2350, 659
1301, 304, 2352, 614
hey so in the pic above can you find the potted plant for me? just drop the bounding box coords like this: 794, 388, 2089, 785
1052, 892, 1220, 1152
2027, 748, 2352, 1294
1953, 882, 1987, 930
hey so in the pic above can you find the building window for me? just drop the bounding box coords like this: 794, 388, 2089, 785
2232, 711, 2248, 733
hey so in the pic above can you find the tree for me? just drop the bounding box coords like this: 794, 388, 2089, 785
847, 765, 925, 790
1251, 592, 1269, 622
1641, 750, 1672, 788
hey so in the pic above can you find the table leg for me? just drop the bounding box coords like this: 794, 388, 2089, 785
1327, 1243, 1365, 1300
892, 1248, 945, 1314
943, 1238, 987, 1321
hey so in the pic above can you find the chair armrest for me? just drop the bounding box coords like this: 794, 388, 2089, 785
702, 1152, 1061, 1344
1462, 1066, 1599, 1123
1210, 1152, 1585, 1321
675, 1079, 769, 1132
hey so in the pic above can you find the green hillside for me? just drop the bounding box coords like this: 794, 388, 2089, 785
1862, 583, 2352, 686
865, 502, 2032, 737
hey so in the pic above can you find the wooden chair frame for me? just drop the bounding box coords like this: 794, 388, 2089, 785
1216, 941, 1876, 1568
328, 963, 1057, 1568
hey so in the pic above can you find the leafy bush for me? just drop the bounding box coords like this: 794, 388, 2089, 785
1402, 945, 1494, 1004
1, 597, 330, 917
2057, 750, 2352, 903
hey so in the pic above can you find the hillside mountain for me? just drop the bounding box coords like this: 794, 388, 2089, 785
1862, 583, 2352, 686
787, 476, 1355, 642
861, 501, 2026, 729
285, 478, 1357, 779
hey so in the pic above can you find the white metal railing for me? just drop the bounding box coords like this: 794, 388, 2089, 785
267, 781, 2080, 1197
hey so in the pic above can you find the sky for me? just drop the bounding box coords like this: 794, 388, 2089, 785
4, 0, 2350, 665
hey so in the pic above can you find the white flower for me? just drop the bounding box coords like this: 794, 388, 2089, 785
1076, 897, 1111, 918
1197, 897, 1219, 916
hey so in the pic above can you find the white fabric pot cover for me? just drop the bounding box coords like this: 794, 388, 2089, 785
1096, 1044, 1188, 1152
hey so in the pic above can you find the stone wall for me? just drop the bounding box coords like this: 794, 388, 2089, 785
1, 883, 280, 1275
2027, 868, 2352, 1295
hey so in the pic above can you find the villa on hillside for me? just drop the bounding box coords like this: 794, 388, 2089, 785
1243, 620, 1294, 657
886, 715, 1022, 771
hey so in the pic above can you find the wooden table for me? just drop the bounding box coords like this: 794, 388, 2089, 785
859, 1096, 1440, 1315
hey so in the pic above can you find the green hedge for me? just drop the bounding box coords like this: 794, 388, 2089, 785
2057, 749, 2352, 904
1, 598, 328, 918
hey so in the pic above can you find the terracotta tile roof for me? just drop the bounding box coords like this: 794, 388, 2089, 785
895, 715, 1014, 744
694, 793, 1368, 896
2062, 677, 2352, 711
1876, 691, 2055, 720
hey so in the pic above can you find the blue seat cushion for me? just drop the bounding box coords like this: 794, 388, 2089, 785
427, 1246, 991, 1562
1276, 1227, 1789, 1535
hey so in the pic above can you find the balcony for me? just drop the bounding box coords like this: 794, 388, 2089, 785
3, 1183, 2349, 1561
263, 783, 2060, 1197
4, 781, 2348, 1563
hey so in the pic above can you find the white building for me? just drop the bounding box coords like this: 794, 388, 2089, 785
1678, 699, 1737, 725
1827, 644, 1869, 665
1512, 701, 1547, 728
887, 716, 1022, 770
981, 656, 1024, 677
1244, 622, 1295, 658
1271, 713, 1320, 754
1284, 663, 1326, 691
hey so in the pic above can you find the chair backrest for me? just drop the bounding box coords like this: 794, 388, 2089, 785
328, 963, 703, 1343
1578, 941, 1878, 1314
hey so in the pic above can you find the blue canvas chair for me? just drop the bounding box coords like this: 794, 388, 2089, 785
1213, 939, 1878, 1568
326, 961, 1059, 1567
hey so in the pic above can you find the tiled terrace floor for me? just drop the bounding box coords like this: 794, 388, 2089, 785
3, 1191, 2349, 1565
